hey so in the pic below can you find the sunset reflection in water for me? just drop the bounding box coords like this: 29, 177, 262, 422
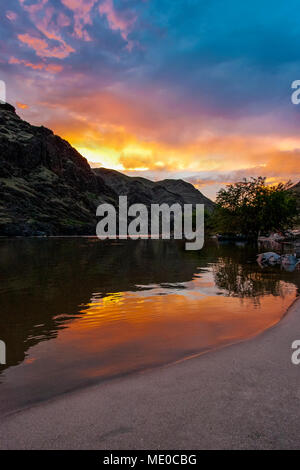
0, 238, 298, 413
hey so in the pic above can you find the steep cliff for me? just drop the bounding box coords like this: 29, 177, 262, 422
0, 103, 117, 235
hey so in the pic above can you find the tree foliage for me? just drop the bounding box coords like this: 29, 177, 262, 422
213, 177, 297, 238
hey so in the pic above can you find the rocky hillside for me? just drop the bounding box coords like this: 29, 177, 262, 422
0, 103, 214, 236
94, 168, 215, 211
0, 103, 117, 236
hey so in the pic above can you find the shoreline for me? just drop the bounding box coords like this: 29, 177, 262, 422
1, 297, 300, 449
1, 293, 296, 421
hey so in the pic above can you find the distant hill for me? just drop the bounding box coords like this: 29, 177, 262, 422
94, 168, 215, 212
0, 103, 214, 236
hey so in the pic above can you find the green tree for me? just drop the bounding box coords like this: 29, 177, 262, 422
213, 177, 297, 239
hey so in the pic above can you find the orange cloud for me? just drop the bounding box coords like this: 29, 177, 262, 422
9, 56, 63, 73
16, 102, 28, 109
119, 153, 151, 171
65, 124, 300, 181
18, 33, 74, 59
38, 91, 300, 184
46, 63, 63, 72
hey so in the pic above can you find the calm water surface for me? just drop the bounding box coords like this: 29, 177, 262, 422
0, 238, 299, 414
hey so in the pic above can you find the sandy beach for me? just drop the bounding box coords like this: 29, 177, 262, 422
1, 297, 300, 450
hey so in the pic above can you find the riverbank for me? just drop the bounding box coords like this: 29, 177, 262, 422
1, 297, 300, 450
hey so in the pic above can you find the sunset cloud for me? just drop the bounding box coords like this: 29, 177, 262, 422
61, 0, 98, 41
9, 56, 63, 72
16, 101, 28, 109
41, 91, 300, 184
99, 0, 137, 49
4, 0, 300, 198
18, 32, 74, 58
18, 0, 75, 58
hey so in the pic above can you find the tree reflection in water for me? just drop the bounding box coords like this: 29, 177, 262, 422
212, 242, 300, 305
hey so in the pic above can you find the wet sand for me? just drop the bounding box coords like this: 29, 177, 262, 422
1, 297, 300, 450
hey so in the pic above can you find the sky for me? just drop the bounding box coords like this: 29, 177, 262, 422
1, 0, 300, 199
